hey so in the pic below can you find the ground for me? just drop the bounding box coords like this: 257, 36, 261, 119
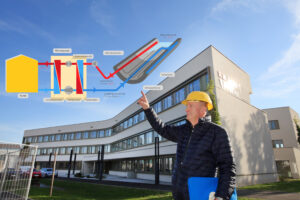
28, 179, 300, 200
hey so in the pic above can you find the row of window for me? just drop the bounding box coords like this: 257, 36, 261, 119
24, 71, 209, 145
37, 145, 110, 156
36, 119, 186, 156
24, 128, 113, 144
111, 120, 186, 152
36, 161, 82, 170
111, 156, 175, 174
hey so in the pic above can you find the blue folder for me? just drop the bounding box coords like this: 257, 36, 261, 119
188, 177, 237, 200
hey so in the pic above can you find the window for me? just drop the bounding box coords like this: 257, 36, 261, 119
188, 79, 200, 93
83, 131, 89, 139
133, 137, 138, 148
153, 101, 162, 113
98, 130, 105, 138
127, 139, 132, 149
27, 137, 32, 143
90, 131, 97, 138
48, 148, 53, 154
41, 149, 47, 155
55, 134, 61, 141
153, 131, 162, 141
43, 136, 49, 142
38, 136, 43, 143
139, 111, 145, 121
163, 95, 172, 110
62, 134, 68, 141
106, 129, 112, 137
74, 147, 80, 154
32, 137, 37, 143
127, 160, 132, 171
200, 73, 209, 91
69, 133, 74, 140
138, 160, 144, 172
269, 120, 280, 130
124, 120, 128, 129
76, 132, 81, 140
122, 140, 127, 150
121, 160, 126, 171
138, 134, 145, 146
37, 149, 41, 155
133, 114, 139, 125
105, 145, 110, 153
66, 147, 73, 154
145, 131, 153, 144
174, 88, 185, 104
49, 135, 55, 142
81, 146, 87, 154
60, 147, 66, 155
272, 140, 284, 148
89, 146, 96, 154
128, 118, 133, 127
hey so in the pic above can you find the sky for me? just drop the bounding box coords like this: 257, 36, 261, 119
1, 0, 300, 144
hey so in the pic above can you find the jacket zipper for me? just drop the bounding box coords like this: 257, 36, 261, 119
180, 127, 194, 167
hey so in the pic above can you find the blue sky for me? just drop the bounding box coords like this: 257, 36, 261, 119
1, 0, 300, 143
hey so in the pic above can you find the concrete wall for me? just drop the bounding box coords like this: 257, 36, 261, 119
211, 47, 278, 185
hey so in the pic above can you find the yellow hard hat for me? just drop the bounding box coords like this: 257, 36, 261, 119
181, 91, 213, 110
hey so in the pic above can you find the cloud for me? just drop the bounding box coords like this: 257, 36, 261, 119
257, 0, 300, 97
90, 0, 117, 36
0, 17, 57, 43
211, 0, 265, 15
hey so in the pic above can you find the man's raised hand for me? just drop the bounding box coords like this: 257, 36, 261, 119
138, 91, 150, 110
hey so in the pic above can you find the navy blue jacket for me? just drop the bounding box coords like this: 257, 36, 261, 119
144, 108, 236, 200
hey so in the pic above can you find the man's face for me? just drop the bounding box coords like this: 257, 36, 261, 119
185, 101, 207, 123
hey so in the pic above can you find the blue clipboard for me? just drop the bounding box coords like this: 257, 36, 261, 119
188, 177, 237, 200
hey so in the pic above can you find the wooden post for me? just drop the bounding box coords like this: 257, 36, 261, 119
50, 152, 57, 197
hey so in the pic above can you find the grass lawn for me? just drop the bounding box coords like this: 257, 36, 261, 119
29, 178, 298, 200
239, 179, 300, 193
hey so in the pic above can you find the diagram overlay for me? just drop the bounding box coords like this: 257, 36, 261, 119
5, 38, 181, 102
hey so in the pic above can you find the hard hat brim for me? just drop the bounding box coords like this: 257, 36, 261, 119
181, 100, 213, 111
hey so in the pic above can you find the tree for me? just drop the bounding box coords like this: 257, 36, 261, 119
294, 119, 300, 145
207, 79, 221, 125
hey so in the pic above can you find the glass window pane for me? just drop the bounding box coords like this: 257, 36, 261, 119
43, 136, 48, 142
38, 136, 43, 143
163, 95, 172, 110
139, 112, 145, 121
76, 132, 81, 140
83, 131, 89, 139
145, 131, 153, 144
133, 137, 138, 148
128, 118, 133, 127
98, 130, 105, 138
106, 129, 112, 137
81, 146, 87, 154
138, 134, 145, 146
175, 88, 185, 104
133, 114, 139, 124
154, 101, 162, 113
90, 131, 96, 138
60, 147, 65, 155
55, 134, 61, 141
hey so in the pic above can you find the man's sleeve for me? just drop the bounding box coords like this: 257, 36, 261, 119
144, 107, 181, 143
211, 127, 236, 200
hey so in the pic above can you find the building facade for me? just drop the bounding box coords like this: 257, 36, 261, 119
23, 46, 278, 186
263, 107, 300, 179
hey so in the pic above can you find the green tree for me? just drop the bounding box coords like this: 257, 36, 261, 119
294, 119, 300, 145
207, 80, 221, 125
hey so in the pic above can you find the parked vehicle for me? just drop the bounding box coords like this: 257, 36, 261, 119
40, 168, 58, 178
31, 168, 42, 178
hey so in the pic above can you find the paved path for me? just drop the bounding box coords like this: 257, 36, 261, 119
238, 189, 300, 200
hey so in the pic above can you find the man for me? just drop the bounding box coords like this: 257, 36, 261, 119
138, 90, 236, 200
